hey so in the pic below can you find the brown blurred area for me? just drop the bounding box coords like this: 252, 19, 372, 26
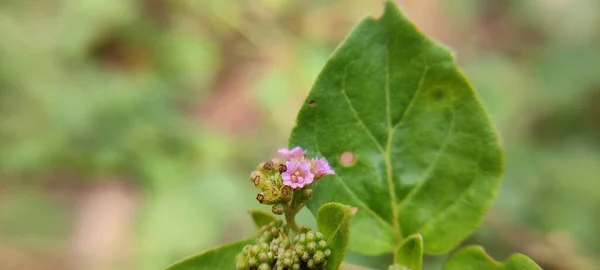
0, 0, 599, 269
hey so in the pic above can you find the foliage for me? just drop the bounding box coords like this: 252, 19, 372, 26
290, 0, 502, 256
166, 2, 540, 269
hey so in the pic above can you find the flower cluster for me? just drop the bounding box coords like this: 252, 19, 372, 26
278, 147, 335, 189
237, 148, 335, 269
250, 147, 335, 213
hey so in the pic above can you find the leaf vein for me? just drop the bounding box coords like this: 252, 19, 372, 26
392, 66, 429, 130
340, 64, 386, 153
312, 124, 394, 233
397, 107, 456, 210
415, 152, 483, 233
384, 49, 402, 242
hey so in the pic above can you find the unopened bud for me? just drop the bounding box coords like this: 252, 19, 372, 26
313, 250, 325, 263
251, 171, 265, 188
271, 158, 282, 166
259, 160, 275, 171
281, 186, 293, 202
278, 164, 287, 173
256, 187, 280, 205
271, 203, 285, 215
301, 188, 313, 199
256, 193, 265, 203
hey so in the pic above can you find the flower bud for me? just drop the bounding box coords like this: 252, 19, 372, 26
257, 220, 284, 244
271, 158, 282, 166
250, 245, 261, 256
318, 240, 328, 249
271, 203, 285, 215
251, 171, 266, 188
259, 160, 275, 171
275, 248, 300, 269
236, 241, 276, 269
301, 251, 309, 261
294, 229, 331, 269
278, 164, 287, 173
280, 186, 293, 202
301, 188, 313, 199
256, 193, 266, 204
256, 187, 280, 205
258, 252, 268, 263
247, 257, 258, 267
306, 231, 316, 242
235, 253, 248, 270
294, 244, 305, 256
307, 241, 317, 254
313, 250, 325, 264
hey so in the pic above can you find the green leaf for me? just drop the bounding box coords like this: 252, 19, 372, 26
249, 209, 278, 228
165, 238, 253, 270
443, 245, 541, 270
394, 233, 423, 270
316, 202, 357, 270
289, 0, 503, 255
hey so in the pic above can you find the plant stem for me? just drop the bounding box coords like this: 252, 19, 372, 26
285, 208, 301, 232
284, 191, 305, 233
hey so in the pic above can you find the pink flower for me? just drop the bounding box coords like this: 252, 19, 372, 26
282, 159, 314, 188
313, 157, 335, 178
278, 146, 306, 160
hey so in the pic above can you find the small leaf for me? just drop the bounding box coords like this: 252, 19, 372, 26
394, 233, 423, 270
249, 209, 278, 228
316, 202, 357, 270
443, 245, 541, 270
165, 238, 253, 270
290, 0, 503, 255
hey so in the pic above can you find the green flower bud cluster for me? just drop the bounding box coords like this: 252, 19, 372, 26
251, 159, 293, 214
293, 230, 331, 269
275, 248, 301, 270
236, 221, 331, 270
235, 242, 274, 270
258, 220, 285, 244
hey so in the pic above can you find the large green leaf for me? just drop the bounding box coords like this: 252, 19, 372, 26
289, 0, 503, 255
393, 233, 423, 270
316, 202, 357, 270
165, 239, 253, 270
443, 245, 541, 270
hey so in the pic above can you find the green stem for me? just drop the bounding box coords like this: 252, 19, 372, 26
285, 208, 301, 232
284, 190, 306, 233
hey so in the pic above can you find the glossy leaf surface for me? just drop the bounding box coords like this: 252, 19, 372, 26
289, 1, 503, 255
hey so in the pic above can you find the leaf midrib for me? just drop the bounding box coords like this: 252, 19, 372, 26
337, 49, 430, 245
384, 49, 401, 242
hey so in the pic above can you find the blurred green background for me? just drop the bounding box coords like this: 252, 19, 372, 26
0, 0, 598, 269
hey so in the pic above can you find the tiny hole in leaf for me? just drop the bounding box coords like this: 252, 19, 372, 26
309, 100, 317, 107
339, 152, 355, 166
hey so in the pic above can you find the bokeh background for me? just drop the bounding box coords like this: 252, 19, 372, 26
0, 0, 599, 269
